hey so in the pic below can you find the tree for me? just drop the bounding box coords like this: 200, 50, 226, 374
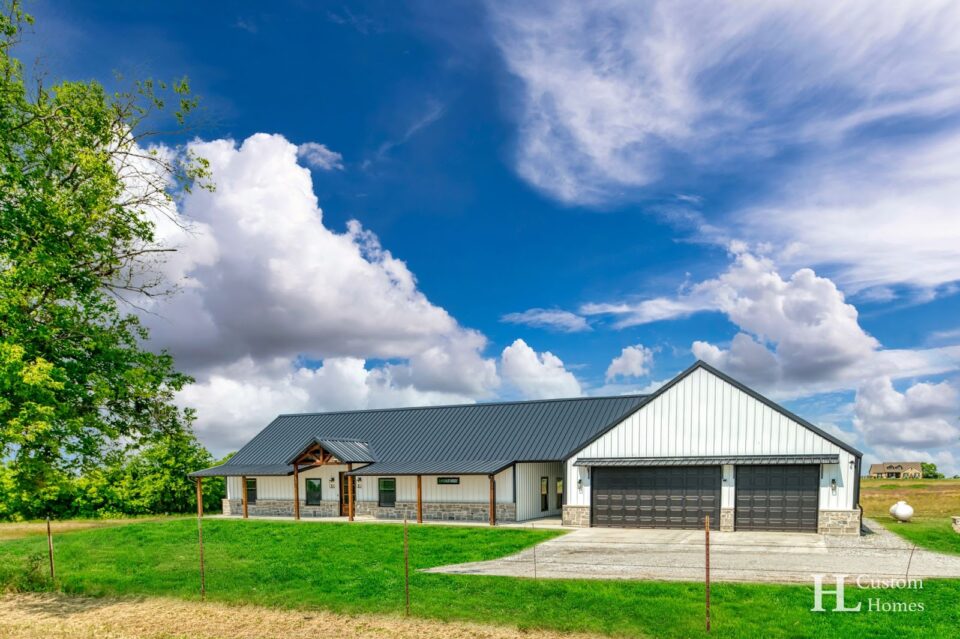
0, 2, 210, 518
111, 430, 226, 514
921, 462, 944, 479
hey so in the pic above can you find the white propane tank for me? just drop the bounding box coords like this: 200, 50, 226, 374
890, 500, 914, 522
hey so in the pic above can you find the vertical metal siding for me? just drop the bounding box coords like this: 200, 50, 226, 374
515, 462, 564, 521
567, 367, 856, 511
354, 468, 513, 504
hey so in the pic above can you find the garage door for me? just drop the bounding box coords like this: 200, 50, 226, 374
735, 465, 819, 532
592, 466, 721, 529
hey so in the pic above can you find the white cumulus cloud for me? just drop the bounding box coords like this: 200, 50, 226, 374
138, 133, 500, 453
854, 378, 960, 449
500, 338, 582, 399
606, 345, 654, 381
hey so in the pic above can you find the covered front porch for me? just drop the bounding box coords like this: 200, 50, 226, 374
191, 439, 559, 526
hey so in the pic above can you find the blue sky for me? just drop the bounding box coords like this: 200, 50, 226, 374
21, 1, 960, 470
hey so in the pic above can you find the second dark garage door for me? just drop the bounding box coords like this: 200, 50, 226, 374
735, 465, 820, 532
592, 466, 720, 529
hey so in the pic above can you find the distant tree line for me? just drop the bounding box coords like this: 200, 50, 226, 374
0, 431, 230, 520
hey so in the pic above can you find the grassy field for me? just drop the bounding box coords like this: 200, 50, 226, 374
2, 518, 960, 638
860, 477, 960, 555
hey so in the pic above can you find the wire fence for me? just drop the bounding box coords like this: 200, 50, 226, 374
30, 512, 937, 637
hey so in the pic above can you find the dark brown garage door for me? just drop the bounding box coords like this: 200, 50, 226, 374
592, 466, 721, 529
735, 465, 819, 532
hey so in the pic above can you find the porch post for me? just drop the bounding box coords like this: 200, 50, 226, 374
241, 475, 248, 519
347, 463, 355, 521
488, 474, 496, 526
293, 463, 301, 520
196, 477, 203, 518
416, 475, 423, 524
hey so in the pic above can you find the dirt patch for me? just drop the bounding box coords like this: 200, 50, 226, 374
0, 593, 599, 639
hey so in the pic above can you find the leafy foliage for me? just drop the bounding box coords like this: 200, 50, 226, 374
0, 433, 228, 520
921, 462, 945, 479
0, 2, 211, 517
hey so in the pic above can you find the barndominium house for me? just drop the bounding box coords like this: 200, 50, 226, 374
191, 361, 863, 535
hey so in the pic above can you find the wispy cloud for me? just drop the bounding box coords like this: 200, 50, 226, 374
501, 308, 590, 333
488, 0, 960, 205
297, 142, 344, 171
363, 99, 446, 169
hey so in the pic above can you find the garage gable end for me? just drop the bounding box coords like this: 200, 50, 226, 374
569, 361, 861, 460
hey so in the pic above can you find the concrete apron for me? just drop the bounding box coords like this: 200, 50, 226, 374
425, 518, 960, 584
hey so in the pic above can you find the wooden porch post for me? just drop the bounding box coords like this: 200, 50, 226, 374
347, 463, 355, 521
293, 463, 301, 520
416, 475, 423, 524
488, 475, 496, 526
241, 475, 248, 519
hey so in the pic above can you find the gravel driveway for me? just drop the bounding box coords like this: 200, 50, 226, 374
426, 518, 960, 583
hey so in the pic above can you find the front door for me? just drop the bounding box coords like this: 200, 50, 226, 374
339, 471, 352, 516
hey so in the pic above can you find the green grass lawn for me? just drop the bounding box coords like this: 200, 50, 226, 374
860, 478, 960, 555
2, 518, 959, 638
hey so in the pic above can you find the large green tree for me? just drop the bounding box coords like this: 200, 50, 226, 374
0, 2, 210, 517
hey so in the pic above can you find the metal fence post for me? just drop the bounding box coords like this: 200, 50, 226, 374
46, 517, 55, 581
403, 516, 410, 616
705, 514, 711, 632
197, 478, 206, 601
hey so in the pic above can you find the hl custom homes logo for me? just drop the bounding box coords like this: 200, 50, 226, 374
811, 574, 925, 613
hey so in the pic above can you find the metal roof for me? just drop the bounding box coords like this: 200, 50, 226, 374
193, 394, 647, 477
283, 438, 377, 464
575, 454, 841, 467
347, 459, 512, 476
189, 464, 293, 478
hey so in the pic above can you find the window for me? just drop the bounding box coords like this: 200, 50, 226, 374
437, 477, 460, 485
378, 478, 396, 507
540, 477, 549, 512
556, 478, 563, 510
305, 478, 323, 505
245, 478, 257, 504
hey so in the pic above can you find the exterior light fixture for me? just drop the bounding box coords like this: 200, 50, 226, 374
577, 478, 583, 490
831, 478, 837, 494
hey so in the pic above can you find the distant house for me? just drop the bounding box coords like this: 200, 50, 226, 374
191, 361, 863, 535
868, 462, 923, 479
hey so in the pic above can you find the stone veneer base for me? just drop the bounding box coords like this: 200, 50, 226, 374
222, 498, 339, 518
817, 509, 862, 535
719, 508, 734, 532
356, 501, 516, 522
562, 505, 590, 527
222, 498, 515, 522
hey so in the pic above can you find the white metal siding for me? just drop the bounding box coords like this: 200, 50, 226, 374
355, 468, 513, 504
227, 466, 513, 504
567, 366, 857, 511
227, 465, 349, 501
515, 462, 564, 521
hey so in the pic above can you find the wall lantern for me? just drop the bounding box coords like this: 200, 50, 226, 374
831, 478, 837, 494
328, 477, 335, 488
577, 478, 583, 490
357, 477, 363, 486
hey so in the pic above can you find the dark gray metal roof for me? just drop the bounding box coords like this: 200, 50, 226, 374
194, 394, 647, 477
189, 464, 293, 478
283, 438, 377, 464
347, 459, 512, 476
575, 454, 841, 467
